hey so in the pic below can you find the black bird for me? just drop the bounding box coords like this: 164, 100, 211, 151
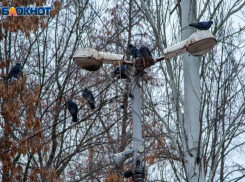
113, 65, 128, 79
123, 170, 134, 180
139, 44, 153, 57
189, 20, 213, 30
128, 44, 141, 58
68, 99, 78, 122
8, 63, 22, 82
135, 45, 155, 71
83, 88, 95, 109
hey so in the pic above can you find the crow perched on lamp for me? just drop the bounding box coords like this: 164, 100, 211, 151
189, 20, 213, 30
135, 45, 155, 72
139, 44, 152, 57
68, 99, 78, 122
128, 43, 141, 58
83, 88, 95, 109
8, 63, 22, 82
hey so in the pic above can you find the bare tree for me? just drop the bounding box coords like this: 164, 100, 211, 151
1, 0, 245, 182
136, 0, 245, 181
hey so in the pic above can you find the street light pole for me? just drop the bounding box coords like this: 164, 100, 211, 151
181, 0, 205, 181
130, 66, 144, 181
72, 29, 216, 181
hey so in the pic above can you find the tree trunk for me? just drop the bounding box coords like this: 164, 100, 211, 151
181, 0, 205, 181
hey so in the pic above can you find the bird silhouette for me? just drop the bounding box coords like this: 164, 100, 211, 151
123, 170, 134, 180
68, 99, 78, 122
113, 65, 128, 79
128, 44, 141, 58
139, 45, 152, 57
83, 88, 95, 109
135, 45, 155, 71
8, 63, 22, 82
189, 20, 213, 30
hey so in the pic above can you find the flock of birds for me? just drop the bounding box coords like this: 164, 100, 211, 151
66, 43, 155, 123
6, 20, 213, 123
113, 43, 155, 80
6, 62, 96, 123
68, 88, 95, 122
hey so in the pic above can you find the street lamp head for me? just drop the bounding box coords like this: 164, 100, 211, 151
73, 48, 124, 71
163, 30, 217, 59
186, 30, 217, 56
73, 48, 103, 71
112, 149, 134, 169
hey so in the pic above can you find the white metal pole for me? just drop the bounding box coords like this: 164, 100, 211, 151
131, 76, 143, 158
181, 0, 205, 181
130, 66, 144, 181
